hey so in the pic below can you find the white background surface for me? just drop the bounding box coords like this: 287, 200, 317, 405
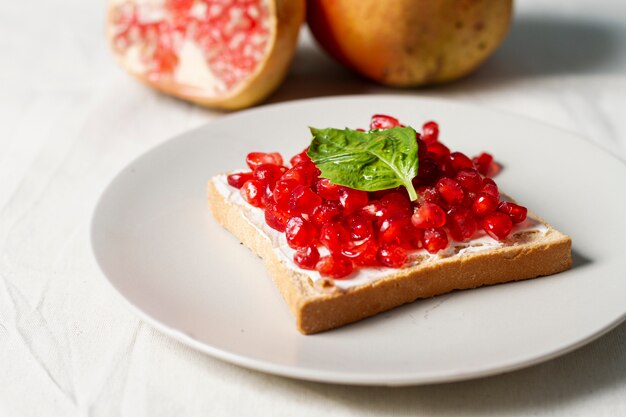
1, 0, 625, 416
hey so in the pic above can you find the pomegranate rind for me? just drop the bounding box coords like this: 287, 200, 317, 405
307, 0, 513, 87
106, 0, 305, 110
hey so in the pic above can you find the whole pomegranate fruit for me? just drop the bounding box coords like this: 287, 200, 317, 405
307, 0, 513, 87
107, 0, 305, 110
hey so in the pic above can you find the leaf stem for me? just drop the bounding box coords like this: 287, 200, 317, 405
405, 180, 418, 202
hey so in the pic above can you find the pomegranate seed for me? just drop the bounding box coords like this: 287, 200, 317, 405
338, 188, 369, 214
436, 178, 465, 205
285, 216, 318, 249
346, 215, 373, 240
422, 121, 439, 144
370, 114, 401, 130
240, 180, 264, 208
498, 201, 528, 224
447, 206, 478, 241
293, 245, 320, 270
342, 239, 379, 266
311, 201, 342, 226
315, 178, 341, 200
416, 137, 428, 160
450, 152, 474, 172
415, 158, 440, 186
482, 212, 513, 240
227, 172, 254, 189
408, 227, 425, 250
253, 164, 284, 187
455, 169, 483, 192
481, 181, 500, 199
381, 191, 411, 210
290, 149, 311, 167
166, 0, 194, 14
289, 185, 322, 216
319, 221, 350, 253
473, 152, 493, 176
361, 200, 384, 219
427, 142, 450, 161
264, 204, 290, 232
379, 216, 412, 246
246, 152, 283, 170
471, 193, 499, 217
262, 185, 275, 208
412, 203, 446, 228
416, 186, 440, 205
378, 244, 407, 268
317, 254, 354, 279
273, 179, 299, 210
423, 228, 449, 253
281, 161, 320, 186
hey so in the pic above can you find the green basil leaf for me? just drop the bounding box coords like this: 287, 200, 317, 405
307, 126, 419, 201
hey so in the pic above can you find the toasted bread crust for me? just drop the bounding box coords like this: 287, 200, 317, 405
208, 180, 572, 334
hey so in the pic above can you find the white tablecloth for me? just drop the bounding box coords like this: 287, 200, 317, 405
1, 1, 625, 415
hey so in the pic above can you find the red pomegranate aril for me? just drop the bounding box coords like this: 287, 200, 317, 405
319, 221, 350, 253
285, 216, 318, 249
447, 206, 478, 241
378, 244, 407, 268
346, 215, 373, 240
412, 203, 446, 228
408, 227, 425, 250
381, 191, 411, 209
426, 142, 450, 161
264, 205, 290, 232
342, 239, 379, 266
315, 178, 341, 200
481, 182, 500, 199
473, 152, 494, 176
436, 178, 465, 205
422, 121, 439, 144
240, 180, 265, 208
417, 137, 428, 160
416, 186, 440, 205
311, 200, 342, 226
379, 216, 412, 246
290, 149, 311, 167
273, 178, 299, 210
450, 152, 474, 172
338, 188, 369, 214
361, 201, 384, 219
246, 152, 283, 170
471, 192, 499, 217
482, 212, 513, 240
227, 172, 254, 189
498, 201, 528, 224
423, 228, 449, 253
282, 161, 320, 186
415, 158, 440, 187
455, 169, 483, 192
317, 254, 354, 279
370, 114, 401, 130
253, 163, 285, 187
293, 245, 320, 270
289, 185, 322, 216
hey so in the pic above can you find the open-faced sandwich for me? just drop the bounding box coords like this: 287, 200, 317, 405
208, 114, 572, 334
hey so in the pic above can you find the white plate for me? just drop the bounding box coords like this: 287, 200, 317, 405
90, 96, 626, 386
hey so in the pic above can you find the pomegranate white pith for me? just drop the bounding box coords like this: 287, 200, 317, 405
107, 0, 305, 109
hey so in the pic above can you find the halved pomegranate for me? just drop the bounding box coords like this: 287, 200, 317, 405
107, 0, 305, 109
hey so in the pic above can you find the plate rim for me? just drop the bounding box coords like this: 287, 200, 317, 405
89, 94, 626, 386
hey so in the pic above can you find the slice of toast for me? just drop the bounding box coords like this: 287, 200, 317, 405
208, 176, 572, 335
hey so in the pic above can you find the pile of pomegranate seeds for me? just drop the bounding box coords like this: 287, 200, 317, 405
227, 115, 527, 279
